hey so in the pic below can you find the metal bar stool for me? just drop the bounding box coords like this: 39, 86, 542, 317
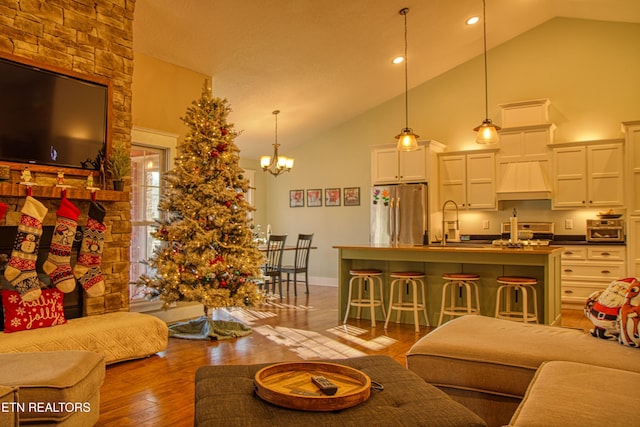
343, 269, 386, 327
438, 273, 481, 326
384, 272, 429, 333
495, 276, 539, 323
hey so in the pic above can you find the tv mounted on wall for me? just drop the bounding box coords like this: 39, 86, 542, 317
0, 56, 108, 170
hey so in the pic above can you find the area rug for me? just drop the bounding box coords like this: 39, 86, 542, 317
168, 316, 252, 340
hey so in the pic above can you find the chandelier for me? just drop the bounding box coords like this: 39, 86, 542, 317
473, 0, 501, 144
395, 7, 419, 152
260, 110, 294, 177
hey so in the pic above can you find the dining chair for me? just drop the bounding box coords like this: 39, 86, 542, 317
263, 234, 287, 297
282, 233, 314, 296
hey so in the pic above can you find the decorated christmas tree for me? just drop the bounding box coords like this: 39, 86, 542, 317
140, 82, 264, 312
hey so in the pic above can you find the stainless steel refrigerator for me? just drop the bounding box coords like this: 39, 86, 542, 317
370, 183, 429, 245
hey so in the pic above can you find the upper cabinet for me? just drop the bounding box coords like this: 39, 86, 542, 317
439, 151, 496, 210
552, 140, 624, 209
371, 140, 444, 185
498, 124, 554, 164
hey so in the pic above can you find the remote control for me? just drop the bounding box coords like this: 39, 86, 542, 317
311, 375, 338, 395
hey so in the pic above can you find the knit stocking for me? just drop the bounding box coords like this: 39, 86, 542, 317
74, 202, 106, 297
4, 196, 48, 302
0, 202, 7, 222
43, 197, 80, 293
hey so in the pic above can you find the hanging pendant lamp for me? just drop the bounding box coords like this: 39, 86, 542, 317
474, 0, 501, 144
260, 110, 294, 177
395, 7, 419, 152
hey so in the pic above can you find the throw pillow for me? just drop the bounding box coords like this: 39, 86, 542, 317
618, 278, 640, 348
2, 288, 67, 333
584, 277, 635, 340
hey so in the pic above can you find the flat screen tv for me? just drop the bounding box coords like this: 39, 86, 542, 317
0, 56, 107, 170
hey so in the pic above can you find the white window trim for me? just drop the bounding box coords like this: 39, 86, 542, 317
129, 127, 207, 318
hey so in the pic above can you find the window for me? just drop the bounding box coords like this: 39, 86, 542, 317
129, 145, 167, 303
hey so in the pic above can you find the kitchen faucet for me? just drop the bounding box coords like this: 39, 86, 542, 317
441, 199, 459, 246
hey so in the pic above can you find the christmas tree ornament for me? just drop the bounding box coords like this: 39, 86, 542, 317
73, 202, 107, 297
4, 196, 48, 302
43, 196, 81, 293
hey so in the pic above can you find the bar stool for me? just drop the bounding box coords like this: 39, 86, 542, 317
384, 272, 429, 333
495, 276, 539, 323
343, 269, 386, 327
438, 273, 481, 326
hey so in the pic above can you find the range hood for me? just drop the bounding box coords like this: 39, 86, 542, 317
496, 161, 552, 201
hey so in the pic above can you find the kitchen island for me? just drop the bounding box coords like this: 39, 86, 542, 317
334, 244, 564, 326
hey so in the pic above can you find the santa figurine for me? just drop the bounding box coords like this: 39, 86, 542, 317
20, 166, 32, 183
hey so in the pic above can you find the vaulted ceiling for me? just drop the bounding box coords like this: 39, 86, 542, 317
133, 0, 640, 159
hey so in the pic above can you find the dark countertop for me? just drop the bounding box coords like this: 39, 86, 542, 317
451, 234, 626, 246
334, 243, 563, 255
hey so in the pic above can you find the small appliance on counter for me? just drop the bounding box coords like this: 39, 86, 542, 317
586, 218, 625, 242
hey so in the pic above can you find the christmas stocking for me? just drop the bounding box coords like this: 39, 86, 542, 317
74, 202, 106, 297
0, 202, 8, 222
43, 197, 80, 293
4, 196, 48, 302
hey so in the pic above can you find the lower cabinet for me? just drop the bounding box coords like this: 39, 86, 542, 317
561, 245, 627, 309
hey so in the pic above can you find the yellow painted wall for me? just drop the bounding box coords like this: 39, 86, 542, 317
131, 52, 267, 228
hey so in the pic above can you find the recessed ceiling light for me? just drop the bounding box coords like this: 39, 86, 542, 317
467, 16, 480, 25
393, 56, 404, 64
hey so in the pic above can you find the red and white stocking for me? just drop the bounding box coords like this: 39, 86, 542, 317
73, 202, 106, 297
4, 196, 48, 302
43, 197, 80, 293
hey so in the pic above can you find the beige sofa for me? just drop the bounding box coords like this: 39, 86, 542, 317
0, 351, 105, 426
406, 315, 639, 427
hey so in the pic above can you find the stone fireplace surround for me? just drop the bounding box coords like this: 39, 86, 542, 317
0, 0, 136, 316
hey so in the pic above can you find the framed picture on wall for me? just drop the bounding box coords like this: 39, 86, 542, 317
307, 189, 322, 207
325, 188, 341, 207
343, 187, 360, 206
289, 189, 304, 207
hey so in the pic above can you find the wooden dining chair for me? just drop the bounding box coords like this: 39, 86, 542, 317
263, 234, 287, 297
282, 233, 314, 296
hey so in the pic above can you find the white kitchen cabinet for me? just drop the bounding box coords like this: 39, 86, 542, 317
371, 140, 444, 184
628, 217, 640, 279
560, 245, 627, 309
552, 141, 624, 209
498, 124, 554, 163
623, 121, 640, 215
439, 151, 496, 209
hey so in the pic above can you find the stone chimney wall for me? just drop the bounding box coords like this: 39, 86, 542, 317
0, 0, 136, 315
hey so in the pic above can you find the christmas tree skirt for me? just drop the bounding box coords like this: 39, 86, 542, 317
168, 316, 252, 340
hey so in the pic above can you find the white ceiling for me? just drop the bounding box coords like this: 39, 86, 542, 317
133, 0, 640, 159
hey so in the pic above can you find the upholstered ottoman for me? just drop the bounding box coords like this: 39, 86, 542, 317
195, 355, 486, 426
406, 315, 639, 427
0, 351, 105, 426
0, 385, 18, 426
0, 311, 168, 364
509, 361, 640, 426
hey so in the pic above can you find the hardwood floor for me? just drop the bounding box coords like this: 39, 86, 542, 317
97, 284, 592, 426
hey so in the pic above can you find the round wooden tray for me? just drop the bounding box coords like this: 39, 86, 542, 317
254, 361, 371, 411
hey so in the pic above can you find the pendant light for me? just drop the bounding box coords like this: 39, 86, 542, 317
473, 0, 501, 144
260, 110, 294, 177
395, 7, 419, 152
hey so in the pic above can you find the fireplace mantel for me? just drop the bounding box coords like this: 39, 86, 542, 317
0, 183, 129, 202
